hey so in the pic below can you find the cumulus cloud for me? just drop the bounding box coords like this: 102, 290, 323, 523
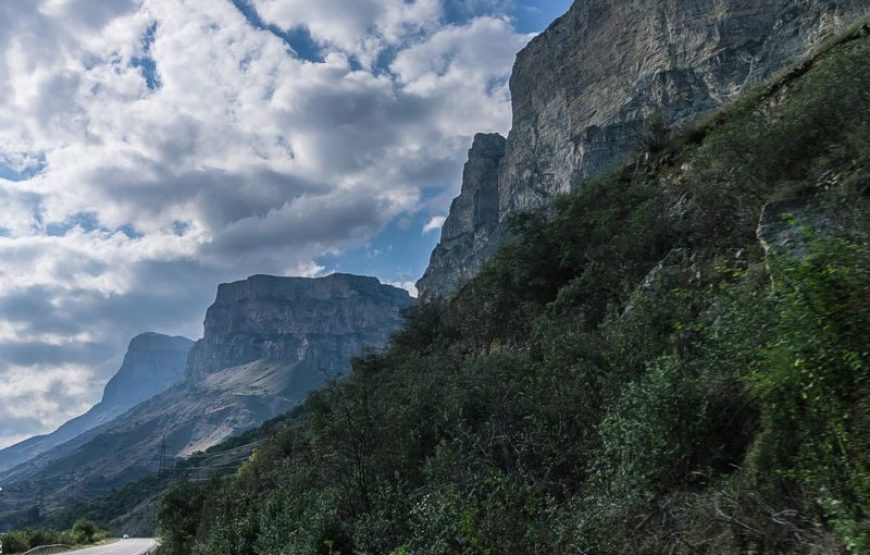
422, 215, 446, 234
388, 280, 419, 298
0, 0, 532, 448
252, 0, 443, 65
0, 362, 100, 448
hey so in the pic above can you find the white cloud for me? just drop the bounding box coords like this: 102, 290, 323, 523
252, 0, 443, 66
422, 215, 446, 234
0, 362, 100, 449
0, 0, 532, 444
388, 280, 418, 298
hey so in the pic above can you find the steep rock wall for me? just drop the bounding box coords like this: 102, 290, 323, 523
418, 0, 870, 298
187, 273, 412, 378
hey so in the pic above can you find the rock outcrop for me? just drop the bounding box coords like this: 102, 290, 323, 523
417, 134, 505, 298
0, 274, 412, 514
0, 333, 192, 474
418, 0, 870, 298
99, 333, 195, 411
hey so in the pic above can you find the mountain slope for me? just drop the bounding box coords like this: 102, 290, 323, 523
159, 19, 870, 555
0, 333, 192, 474
417, 0, 870, 298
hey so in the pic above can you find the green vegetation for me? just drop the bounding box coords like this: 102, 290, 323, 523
158, 25, 870, 555
1, 519, 109, 553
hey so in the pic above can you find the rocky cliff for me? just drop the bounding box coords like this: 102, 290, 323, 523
418, 0, 870, 298
99, 333, 195, 411
0, 333, 192, 474
0, 274, 412, 516
187, 273, 413, 378
417, 134, 505, 298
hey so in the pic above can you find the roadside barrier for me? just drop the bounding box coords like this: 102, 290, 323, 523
22, 546, 71, 555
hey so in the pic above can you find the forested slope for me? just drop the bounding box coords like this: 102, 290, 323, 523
159, 22, 870, 555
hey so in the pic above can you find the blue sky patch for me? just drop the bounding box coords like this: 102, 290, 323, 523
229, 0, 324, 62
0, 155, 46, 182
131, 22, 161, 90
442, 0, 571, 32
317, 209, 442, 292
45, 212, 101, 236
511, 0, 573, 33
45, 212, 143, 238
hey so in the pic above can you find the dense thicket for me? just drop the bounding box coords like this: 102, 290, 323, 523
159, 26, 870, 555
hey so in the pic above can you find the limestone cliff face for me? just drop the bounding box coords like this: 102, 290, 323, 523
418, 0, 870, 298
417, 134, 505, 298
0, 333, 192, 474
187, 273, 413, 379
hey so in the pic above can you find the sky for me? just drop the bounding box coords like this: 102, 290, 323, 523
0, 0, 572, 450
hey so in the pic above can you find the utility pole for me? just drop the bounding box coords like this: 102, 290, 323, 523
151, 436, 171, 529
151, 436, 170, 482
159, 436, 167, 478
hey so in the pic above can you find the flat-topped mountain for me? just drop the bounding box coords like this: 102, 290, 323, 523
0, 332, 192, 474
418, 0, 870, 298
188, 273, 413, 379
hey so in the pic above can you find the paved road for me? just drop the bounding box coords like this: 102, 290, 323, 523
64, 539, 158, 555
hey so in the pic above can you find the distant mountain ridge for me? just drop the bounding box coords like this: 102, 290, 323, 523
0, 332, 192, 474
0, 273, 412, 520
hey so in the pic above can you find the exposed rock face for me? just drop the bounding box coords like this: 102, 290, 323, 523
100, 333, 195, 411
0, 274, 412, 515
418, 0, 870, 298
0, 333, 192, 474
757, 193, 869, 269
188, 273, 413, 379
417, 134, 505, 299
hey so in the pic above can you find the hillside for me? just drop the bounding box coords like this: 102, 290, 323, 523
36, 411, 300, 537
158, 20, 870, 555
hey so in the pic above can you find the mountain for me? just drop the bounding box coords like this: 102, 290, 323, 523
0, 273, 412, 519
187, 273, 412, 380
157, 16, 870, 554
0, 333, 192, 474
417, 0, 870, 298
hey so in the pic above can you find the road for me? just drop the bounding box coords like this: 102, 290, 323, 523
64, 538, 158, 555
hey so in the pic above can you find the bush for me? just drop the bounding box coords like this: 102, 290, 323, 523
0, 520, 109, 553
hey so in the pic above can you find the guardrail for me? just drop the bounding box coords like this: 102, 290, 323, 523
22, 545, 71, 555
5, 539, 158, 555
